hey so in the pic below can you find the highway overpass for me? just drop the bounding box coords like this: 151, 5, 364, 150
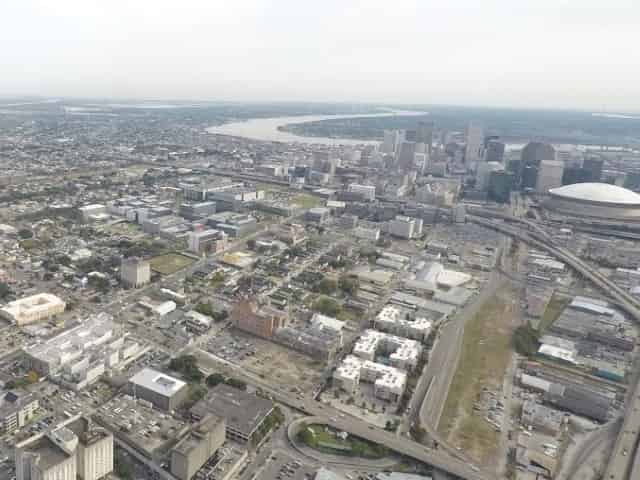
467, 211, 640, 480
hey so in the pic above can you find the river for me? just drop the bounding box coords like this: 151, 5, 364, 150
206, 110, 426, 146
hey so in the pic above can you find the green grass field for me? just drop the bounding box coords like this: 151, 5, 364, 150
438, 287, 516, 464
537, 293, 570, 333
291, 193, 323, 209
149, 253, 195, 275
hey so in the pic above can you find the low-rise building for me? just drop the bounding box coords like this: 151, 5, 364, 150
127, 368, 189, 411
0, 390, 39, 434
1, 293, 66, 326
24, 313, 142, 390
347, 184, 376, 201
190, 384, 274, 444
187, 229, 226, 255
334, 355, 407, 403
388, 216, 423, 239
374, 305, 432, 342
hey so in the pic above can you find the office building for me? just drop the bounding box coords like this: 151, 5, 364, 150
179, 202, 217, 221
476, 161, 503, 191
388, 216, 423, 239
536, 160, 565, 194
206, 212, 257, 238
190, 384, 274, 444
347, 183, 376, 201
67, 417, 114, 480
230, 301, 287, 339
16, 416, 113, 480
464, 122, 484, 165
353, 226, 380, 242
120, 257, 151, 288
0, 293, 66, 326
171, 415, 226, 480
0, 390, 39, 434
23, 313, 141, 390
583, 157, 604, 182
16, 426, 78, 480
78, 204, 107, 222
397, 141, 416, 170
520, 141, 555, 188
187, 229, 226, 255
416, 121, 434, 153
305, 207, 331, 224
127, 368, 189, 411
484, 138, 505, 163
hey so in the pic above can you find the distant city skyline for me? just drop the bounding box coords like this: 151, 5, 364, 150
1, 1, 639, 111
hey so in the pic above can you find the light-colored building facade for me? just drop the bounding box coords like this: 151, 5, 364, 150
171, 415, 226, 480
536, 160, 565, 194
0, 293, 66, 326
348, 184, 376, 201
120, 257, 151, 288
388, 216, 423, 239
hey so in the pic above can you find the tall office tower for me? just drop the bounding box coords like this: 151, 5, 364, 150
476, 161, 504, 191
536, 160, 565, 194
381, 130, 405, 154
397, 141, 417, 170
521, 141, 556, 167
464, 122, 484, 166
583, 157, 604, 182
120, 257, 151, 288
416, 121, 434, 154
405, 129, 417, 142
519, 141, 556, 188
484, 138, 505, 163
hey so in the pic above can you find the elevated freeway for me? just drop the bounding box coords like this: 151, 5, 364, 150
466, 210, 640, 480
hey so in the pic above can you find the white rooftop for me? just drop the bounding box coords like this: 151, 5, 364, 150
549, 183, 640, 206
129, 368, 186, 397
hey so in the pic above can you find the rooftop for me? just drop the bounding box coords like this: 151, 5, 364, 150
129, 368, 187, 398
191, 384, 273, 437
549, 183, 640, 206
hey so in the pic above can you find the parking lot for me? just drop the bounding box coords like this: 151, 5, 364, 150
259, 452, 316, 480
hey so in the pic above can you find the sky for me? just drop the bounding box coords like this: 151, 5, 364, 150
1, 0, 639, 111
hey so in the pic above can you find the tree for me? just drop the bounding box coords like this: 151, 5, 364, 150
27, 371, 39, 384
317, 278, 337, 295
206, 373, 225, 387
0, 282, 11, 299
312, 296, 341, 317
513, 324, 540, 356
338, 275, 359, 296
195, 302, 215, 317
225, 378, 247, 391
18, 228, 33, 239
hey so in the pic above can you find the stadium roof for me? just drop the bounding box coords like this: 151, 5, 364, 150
549, 183, 640, 206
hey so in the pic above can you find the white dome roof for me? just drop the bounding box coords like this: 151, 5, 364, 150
549, 183, 640, 206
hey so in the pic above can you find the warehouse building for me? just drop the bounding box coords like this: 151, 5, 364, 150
127, 368, 189, 411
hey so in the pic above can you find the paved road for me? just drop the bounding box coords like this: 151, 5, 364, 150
467, 211, 640, 480
419, 271, 505, 433
193, 349, 489, 480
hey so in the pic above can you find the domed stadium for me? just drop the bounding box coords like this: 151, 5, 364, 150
545, 183, 640, 221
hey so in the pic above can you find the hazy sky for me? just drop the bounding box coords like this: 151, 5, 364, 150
1, 0, 639, 110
